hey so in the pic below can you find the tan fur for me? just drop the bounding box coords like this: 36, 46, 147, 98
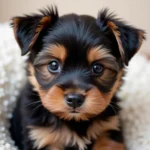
47, 44, 67, 63
93, 136, 125, 150
39, 85, 91, 121
106, 70, 123, 100
87, 46, 115, 65
28, 116, 120, 150
83, 87, 110, 118
27, 64, 123, 149
39, 85, 67, 115
87, 46, 119, 75
29, 16, 51, 50
13, 16, 51, 52
99, 70, 123, 106
87, 116, 120, 140
27, 43, 123, 123
35, 64, 55, 83
28, 63, 40, 90
96, 69, 117, 87
107, 21, 125, 64
34, 44, 67, 66
28, 64, 123, 121
31, 45, 67, 85
28, 63, 123, 122
12, 18, 20, 44
39, 85, 113, 121
83, 70, 123, 119
28, 125, 91, 150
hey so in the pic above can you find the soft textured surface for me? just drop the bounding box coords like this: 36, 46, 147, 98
0, 23, 26, 150
118, 55, 150, 150
0, 23, 150, 150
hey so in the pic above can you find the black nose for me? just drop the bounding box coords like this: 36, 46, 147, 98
65, 93, 85, 108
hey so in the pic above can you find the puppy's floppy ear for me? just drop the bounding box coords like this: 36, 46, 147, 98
11, 6, 58, 55
97, 8, 145, 65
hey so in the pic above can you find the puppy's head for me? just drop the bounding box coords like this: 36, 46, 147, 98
12, 7, 145, 121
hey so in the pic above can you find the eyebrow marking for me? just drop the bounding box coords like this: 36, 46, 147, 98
87, 46, 115, 63
34, 44, 67, 66
87, 46, 119, 72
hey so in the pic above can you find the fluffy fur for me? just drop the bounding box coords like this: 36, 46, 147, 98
10, 6, 145, 150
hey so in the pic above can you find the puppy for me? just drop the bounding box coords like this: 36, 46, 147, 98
10, 6, 145, 150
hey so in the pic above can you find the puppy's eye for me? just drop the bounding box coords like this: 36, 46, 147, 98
92, 63, 104, 75
48, 60, 60, 73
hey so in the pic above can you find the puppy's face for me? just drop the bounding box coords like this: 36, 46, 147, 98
32, 45, 121, 121
12, 7, 145, 121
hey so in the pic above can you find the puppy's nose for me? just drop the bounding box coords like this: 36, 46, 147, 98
65, 93, 85, 108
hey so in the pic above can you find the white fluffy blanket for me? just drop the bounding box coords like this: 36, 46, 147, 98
0, 23, 150, 150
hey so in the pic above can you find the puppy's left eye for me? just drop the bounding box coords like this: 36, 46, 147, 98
48, 60, 61, 73
92, 63, 104, 75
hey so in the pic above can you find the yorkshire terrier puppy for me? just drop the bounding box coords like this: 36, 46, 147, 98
10, 6, 145, 150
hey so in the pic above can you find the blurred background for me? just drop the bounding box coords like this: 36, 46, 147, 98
0, 0, 149, 54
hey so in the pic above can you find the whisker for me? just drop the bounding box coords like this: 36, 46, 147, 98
110, 102, 119, 109
25, 91, 40, 96
109, 104, 117, 115
25, 101, 41, 107
31, 104, 42, 113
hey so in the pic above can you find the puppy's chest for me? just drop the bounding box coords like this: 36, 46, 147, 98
28, 116, 119, 150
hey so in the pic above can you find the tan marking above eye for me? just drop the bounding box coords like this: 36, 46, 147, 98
47, 44, 67, 63
34, 44, 67, 66
87, 46, 119, 72
87, 46, 115, 64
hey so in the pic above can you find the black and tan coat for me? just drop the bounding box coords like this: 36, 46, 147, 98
10, 6, 145, 150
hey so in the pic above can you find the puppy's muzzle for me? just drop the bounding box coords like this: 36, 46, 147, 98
65, 93, 85, 108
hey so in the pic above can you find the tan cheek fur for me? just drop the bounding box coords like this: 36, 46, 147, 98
106, 70, 123, 100
28, 63, 40, 90
81, 70, 123, 119
39, 85, 67, 114
27, 64, 122, 149
27, 64, 90, 121
82, 87, 108, 117
28, 63, 123, 121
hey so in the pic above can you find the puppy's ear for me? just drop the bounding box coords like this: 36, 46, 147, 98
97, 8, 145, 65
11, 6, 58, 55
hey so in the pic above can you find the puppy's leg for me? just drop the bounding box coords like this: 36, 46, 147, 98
93, 130, 125, 150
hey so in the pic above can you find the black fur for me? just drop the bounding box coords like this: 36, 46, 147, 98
11, 6, 58, 55
10, 6, 145, 150
97, 8, 145, 65
10, 82, 121, 150
107, 130, 124, 143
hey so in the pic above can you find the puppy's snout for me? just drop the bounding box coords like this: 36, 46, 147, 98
65, 93, 85, 108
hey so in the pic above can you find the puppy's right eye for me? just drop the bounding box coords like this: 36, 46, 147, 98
92, 63, 104, 75
48, 60, 61, 73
